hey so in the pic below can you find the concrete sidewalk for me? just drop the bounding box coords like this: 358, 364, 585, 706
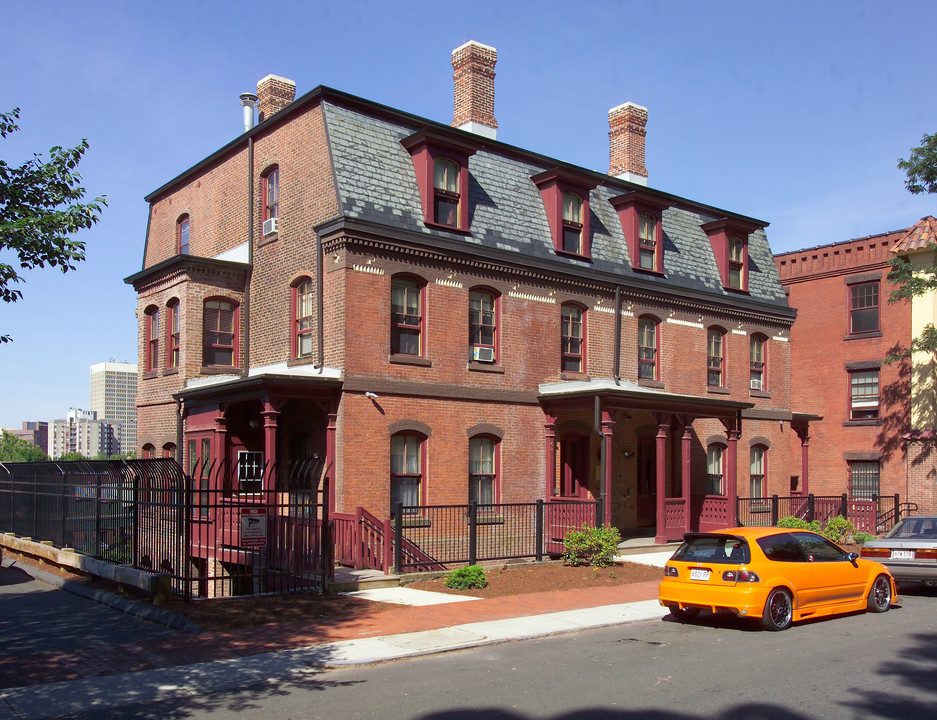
0, 553, 672, 720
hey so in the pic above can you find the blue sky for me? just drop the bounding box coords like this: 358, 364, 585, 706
1, 0, 935, 430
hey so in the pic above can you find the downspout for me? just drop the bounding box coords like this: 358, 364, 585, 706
613, 285, 622, 385
316, 230, 324, 373
175, 398, 184, 464
242, 136, 254, 377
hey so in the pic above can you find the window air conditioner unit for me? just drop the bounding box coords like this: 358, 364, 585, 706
263, 217, 279, 236
473, 346, 495, 363
750, 379, 763, 390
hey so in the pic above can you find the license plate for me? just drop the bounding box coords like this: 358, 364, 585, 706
891, 550, 914, 560
690, 568, 711, 581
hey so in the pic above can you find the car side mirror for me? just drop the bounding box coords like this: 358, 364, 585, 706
847, 552, 859, 567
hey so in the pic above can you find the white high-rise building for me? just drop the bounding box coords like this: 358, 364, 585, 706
89, 362, 137, 455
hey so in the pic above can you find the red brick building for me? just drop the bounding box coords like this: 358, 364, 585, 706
775, 217, 937, 514
127, 42, 806, 543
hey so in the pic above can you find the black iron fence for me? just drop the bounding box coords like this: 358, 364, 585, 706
392, 499, 601, 573
736, 494, 905, 534
0, 457, 330, 599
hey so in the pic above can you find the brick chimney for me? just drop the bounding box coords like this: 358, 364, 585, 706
257, 75, 296, 123
451, 41, 498, 140
608, 102, 648, 185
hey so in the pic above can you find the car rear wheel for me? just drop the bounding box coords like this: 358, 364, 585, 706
667, 604, 700, 622
762, 588, 793, 631
867, 575, 892, 613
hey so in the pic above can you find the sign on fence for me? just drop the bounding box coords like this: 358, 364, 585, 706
239, 507, 267, 548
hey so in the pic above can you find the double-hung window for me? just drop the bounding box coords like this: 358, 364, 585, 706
391, 434, 423, 515
203, 300, 236, 366
167, 300, 180, 369
639, 213, 658, 270
850, 369, 880, 419
433, 157, 460, 227
707, 327, 725, 387
562, 192, 584, 254
391, 278, 423, 356
750, 445, 766, 499
263, 166, 279, 221
849, 282, 879, 335
728, 237, 746, 289
293, 279, 314, 358
561, 304, 585, 372
469, 436, 497, 506
145, 306, 160, 372
750, 335, 766, 391
707, 444, 725, 495
469, 290, 497, 360
638, 317, 658, 380
177, 215, 190, 255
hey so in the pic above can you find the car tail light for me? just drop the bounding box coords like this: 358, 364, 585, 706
664, 565, 678, 577
916, 549, 937, 559
722, 570, 760, 583
861, 548, 889, 558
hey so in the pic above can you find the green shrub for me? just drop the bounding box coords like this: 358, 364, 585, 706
852, 531, 875, 545
776, 516, 821, 533
444, 564, 488, 590
562, 525, 622, 567
823, 515, 855, 545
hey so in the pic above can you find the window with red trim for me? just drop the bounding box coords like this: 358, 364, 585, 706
533, 169, 596, 259
469, 435, 499, 505
203, 299, 237, 367
849, 369, 880, 419
144, 305, 159, 372
263, 166, 279, 221
292, 278, 314, 359
561, 303, 586, 372
401, 130, 478, 232
849, 460, 880, 500
728, 237, 746, 289
849, 282, 879, 335
750, 334, 767, 391
707, 444, 725, 495
610, 191, 669, 274
391, 433, 424, 515
469, 288, 498, 361
707, 327, 725, 387
750, 445, 767, 498
166, 299, 180, 369
177, 215, 190, 255
638, 316, 659, 380
701, 218, 760, 292
433, 157, 460, 227
142, 443, 154, 460
391, 277, 424, 356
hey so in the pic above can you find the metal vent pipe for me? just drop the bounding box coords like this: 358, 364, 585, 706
240, 92, 258, 133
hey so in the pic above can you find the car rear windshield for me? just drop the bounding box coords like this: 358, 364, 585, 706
672, 536, 751, 564
887, 517, 937, 539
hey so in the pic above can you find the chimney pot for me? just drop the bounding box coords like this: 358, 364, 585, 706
257, 75, 296, 123
608, 102, 648, 185
451, 41, 498, 139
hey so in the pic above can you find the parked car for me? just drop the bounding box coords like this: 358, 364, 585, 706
860, 515, 937, 587
658, 527, 896, 631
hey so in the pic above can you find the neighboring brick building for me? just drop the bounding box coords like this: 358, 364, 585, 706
775, 217, 937, 514
126, 42, 806, 543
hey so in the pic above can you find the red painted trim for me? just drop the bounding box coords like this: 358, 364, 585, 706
176, 214, 190, 255
261, 165, 279, 222
144, 305, 160, 373
610, 191, 670, 274
468, 286, 500, 363
401, 130, 479, 232
561, 302, 587, 373
166, 299, 180, 369
202, 297, 240, 368
701, 218, 762, 292
533, 169, 597, 259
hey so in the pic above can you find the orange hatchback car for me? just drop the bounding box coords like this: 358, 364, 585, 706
658, 527, 897, 631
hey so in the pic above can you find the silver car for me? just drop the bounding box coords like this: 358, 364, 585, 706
861, 515, 937, 586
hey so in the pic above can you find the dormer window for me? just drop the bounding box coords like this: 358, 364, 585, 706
402, 130, 479, 233
701, 218, 762, 292
609, 191, 669, 274
433, 157, 460, 227
533, 169, 596, 259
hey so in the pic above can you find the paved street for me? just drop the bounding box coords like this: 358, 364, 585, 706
49, 588, 937, 720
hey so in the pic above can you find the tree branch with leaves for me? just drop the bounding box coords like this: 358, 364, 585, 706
0, 108, 106, 342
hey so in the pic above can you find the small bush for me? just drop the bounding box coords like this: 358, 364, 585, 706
444, 564, 488, 590
852, 531, 875, 545
823, 515, 855, 545
562, 525, 622, 567
776, 516, 821, 533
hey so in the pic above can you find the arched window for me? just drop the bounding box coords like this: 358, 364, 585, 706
166, 299, 180, 369
391, 276, 424, 356
177, 215, 190, 255
750, 334, 767, 391
638, 316, 659, 380
707, 444, 725, 495
562, 192, 584, 254
469, 436, 499, 505
292, 277, 314, 358
750, 445, 767, 499
433, 157, 460, 227
162, 442, 176, 459
707, 326, 726, 387
469, 288, 498, 362
142, 443, 155, 460
144, 305, 160, 372
203, 299, 238, 367
391, 433, 424, 515
561, 304, 586, 372
262, 166, 279, 221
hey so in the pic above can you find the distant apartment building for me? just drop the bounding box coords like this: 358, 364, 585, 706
50, 408, 118, 459
89, 362, 138, 455
2, 421, 49, 454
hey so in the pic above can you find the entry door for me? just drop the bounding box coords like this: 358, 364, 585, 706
559, 434, 587, 497
636, 436, 656, 527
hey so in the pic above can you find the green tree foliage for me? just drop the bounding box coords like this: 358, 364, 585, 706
0, 430, 49, 462
58, 451, 89, 461
887, 133, 937, 360
0, 108, 106, 342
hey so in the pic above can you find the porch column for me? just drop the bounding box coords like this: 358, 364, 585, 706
261, 403, 280, 495
544, 412, 557, 498
682, 421, 693, 535
326, 401, 337, 513
726, 427, 739, 527
601, 410, 615, 526
794, 425, 810, 495
213, 414, 228, 492
654, 418, 670, 544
